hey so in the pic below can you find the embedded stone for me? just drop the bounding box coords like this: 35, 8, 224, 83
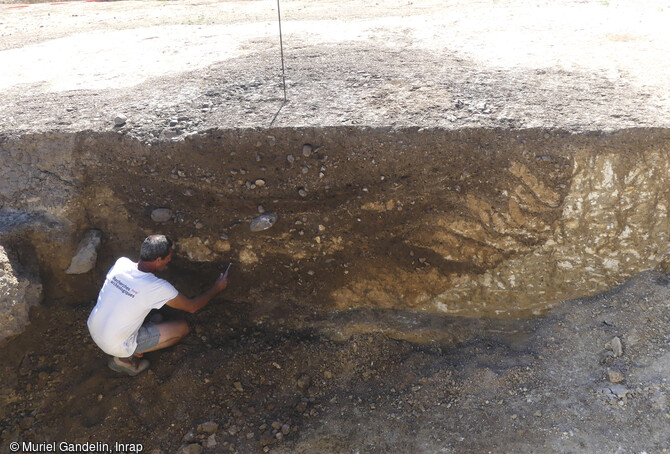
239, 248, 259, 265
151, 208, 173, 223
177, 237, 227, 262
296, 374, 311, 391
197, 421, 218, 434
65, 229, 103, 274
250, 213, 277, 232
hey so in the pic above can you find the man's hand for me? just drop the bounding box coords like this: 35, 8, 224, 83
166, 270, 230, 314
213, 272, 228, 293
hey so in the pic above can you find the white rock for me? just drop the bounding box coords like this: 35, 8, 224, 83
250, 213, 277, 232
65, 229, 102, 274
113, 114, 127, 126
151, 208, 172, 223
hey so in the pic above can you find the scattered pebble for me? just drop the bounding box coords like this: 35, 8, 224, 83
197, 421, 218, 434
234, 382, 244, 392
297, 374, 311, 391
287, 154, 295, 163
260, 431, 274, 446
608, 368, 625, 384
180, 444, 202, 454
205, 434, 217, 449
608, 337, 623, 357
302, 144, 313, 157
298, 188, 308, 197
182, 430, 196, 442
255, 179, 266, 187
114, 114, 127, 126
296, 401, 308, 413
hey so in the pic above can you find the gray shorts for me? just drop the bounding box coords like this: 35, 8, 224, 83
133, 322, 160, 355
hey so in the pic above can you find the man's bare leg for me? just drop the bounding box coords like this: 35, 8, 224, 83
137, 320, 190, 354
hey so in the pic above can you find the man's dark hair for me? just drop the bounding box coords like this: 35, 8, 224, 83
140, 235, 173, 261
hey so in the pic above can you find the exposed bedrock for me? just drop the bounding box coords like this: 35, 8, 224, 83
1, 127, 668, 339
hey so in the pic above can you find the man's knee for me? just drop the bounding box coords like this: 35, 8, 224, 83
157, 320, 190, 342
179, 321, 190, 338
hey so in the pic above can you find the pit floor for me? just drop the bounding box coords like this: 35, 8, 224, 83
2, 271, 670, 453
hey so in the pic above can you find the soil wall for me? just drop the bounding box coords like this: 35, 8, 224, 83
1, 127, 669, 339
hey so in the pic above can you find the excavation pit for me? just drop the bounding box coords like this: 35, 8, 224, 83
2, 0, 670, 452
2, 127, 669, 331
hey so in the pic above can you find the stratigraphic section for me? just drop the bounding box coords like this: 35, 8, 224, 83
1, 128, 668, 326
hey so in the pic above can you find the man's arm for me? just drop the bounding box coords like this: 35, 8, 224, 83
166, 273, 228, 314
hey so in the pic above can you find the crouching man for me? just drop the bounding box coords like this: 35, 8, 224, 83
88, 234, 229, 376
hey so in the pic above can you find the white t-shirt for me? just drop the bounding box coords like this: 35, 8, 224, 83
87, 257, 179, 357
